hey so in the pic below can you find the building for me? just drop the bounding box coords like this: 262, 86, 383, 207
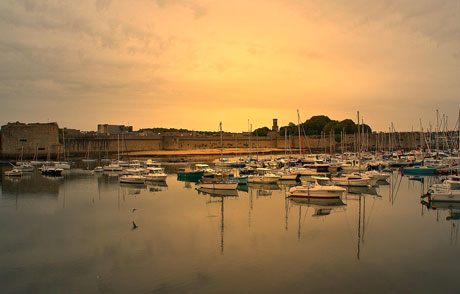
272, 119, 279, 132
97, 124, 133, 135
0, 122, 60, 158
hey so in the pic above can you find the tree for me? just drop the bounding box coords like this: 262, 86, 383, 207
279, 122, 298, 136
302, 115, 333, 135
253, 126, 270, 136
278, 115, 372, 136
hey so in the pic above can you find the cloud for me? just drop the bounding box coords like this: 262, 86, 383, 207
285, 0, 460, 46
0, 0, 458, 131
154, 0, 207, 19
95, 0, 112, 11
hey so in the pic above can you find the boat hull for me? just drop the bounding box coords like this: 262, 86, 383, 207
119, 176, 145, 184
196, 182, 238, 190
41, 169, 63, 177
145, 174, 167, 181
197, 187, 239, 197
177, 171, 204, 182
247, 175, 280, 184
289, 187, 345, 199
402, 167, 436, 176
430, 192, 460, 202
103, 165, 123, 171
229, 176, 248, 184
5, 171, 23, 177
332, 178, 377, 187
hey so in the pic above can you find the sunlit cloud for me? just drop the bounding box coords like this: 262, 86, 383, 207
0, 0, 459, 132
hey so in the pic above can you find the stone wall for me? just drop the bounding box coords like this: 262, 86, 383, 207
1, 122, 454, 159
0, 122, 60, 158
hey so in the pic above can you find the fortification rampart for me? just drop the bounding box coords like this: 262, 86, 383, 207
2, 122, 452, 159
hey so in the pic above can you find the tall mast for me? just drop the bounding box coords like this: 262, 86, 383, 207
297, 109, 302, 157
248, 119, 251, 160
62, 129, 66, 161
284, 128, 287, 157
220, 122, 223, 158
357, 111, 360, 160
419, 118, 423, 152
436, 109, 439, 154
117, 134, 120, 161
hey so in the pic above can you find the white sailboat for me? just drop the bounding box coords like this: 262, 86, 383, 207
331, 173, 378, 187
288, 177, 346, 199
145, 167, 167, 181
248, 168, 280, 184
104, 135, 123, 171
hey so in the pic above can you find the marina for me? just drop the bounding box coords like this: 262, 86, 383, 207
1, 151, 460, 293
1, 0, 460, 292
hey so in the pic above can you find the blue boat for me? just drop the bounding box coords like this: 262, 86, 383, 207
229, 176, 248, 184
402, 167, 436, 176
177, 171, 204, 182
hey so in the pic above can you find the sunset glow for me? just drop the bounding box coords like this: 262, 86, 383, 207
1, 0, 459, 131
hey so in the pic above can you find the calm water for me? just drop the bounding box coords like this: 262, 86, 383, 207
1, 164, 459, 294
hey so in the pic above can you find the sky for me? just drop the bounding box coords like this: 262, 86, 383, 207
0, 0, 459, 132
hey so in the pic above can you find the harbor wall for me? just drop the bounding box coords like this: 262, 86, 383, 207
0, 122, 60, 159
1, 123, 438, 159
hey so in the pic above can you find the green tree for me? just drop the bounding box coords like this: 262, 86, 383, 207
253, 126, 271, 136
279, 122, 298, 136
302, 115, 332, 135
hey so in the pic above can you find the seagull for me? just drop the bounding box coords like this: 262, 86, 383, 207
132, 221, 138, 230
131, 208, 137, 213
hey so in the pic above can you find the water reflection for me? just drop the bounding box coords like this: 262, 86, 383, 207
146, 181, 168, 193
421, 200, 460, 245
197, 188, 239, 255
289, 197, 346, 241
347, 186, 381, 197
2, 164, 460, 293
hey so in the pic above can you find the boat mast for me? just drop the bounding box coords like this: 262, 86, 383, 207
248, 119, 252, 160
62, 129, 66, 161
220, 122, 223, 158
285, 128, 287, 157
357, 111, 360, 160
436, 109, 439, 156
419, 118, 423, 153
297, 109, 302, 158
117, 135, 120, 162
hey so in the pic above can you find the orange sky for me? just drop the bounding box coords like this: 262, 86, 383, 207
0, 0, 459, 132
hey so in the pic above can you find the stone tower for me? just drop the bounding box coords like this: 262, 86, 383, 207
272, 119, 278, 132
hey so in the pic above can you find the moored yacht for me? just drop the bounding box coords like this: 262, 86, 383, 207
196, 178, 238, 190
247, 168, 280, 184
331, 173, 378, 187
103, 161, 123, 171
119, 174, 146, 184
145, 167, 167, 181
427, 176, 460, 202
5, 168, 23, 177
288, 177, 346, 199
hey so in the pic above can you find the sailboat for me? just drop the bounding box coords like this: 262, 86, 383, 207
214, 122, 235, 167
54, 130, 71, 169
82, 141, 96, 162
288, 177, 346, 199
103, 135, 123, 171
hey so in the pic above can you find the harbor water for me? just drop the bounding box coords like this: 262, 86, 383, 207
1, 164, 459, 293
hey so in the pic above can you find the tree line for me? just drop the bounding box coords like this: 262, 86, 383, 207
253, 115, 372, 137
